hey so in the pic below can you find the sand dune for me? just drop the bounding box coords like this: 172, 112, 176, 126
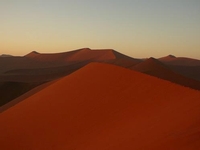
159, 54, 177, 61
25, 48, 111, 62
0, 48, 138, 80
159, 55, 200, 81
0, 63, 200, 150
159, 55, 200, 66
25, 48, 137, 62
104, 58, 141, 68
0, 48, 141, 82
168, 65, 200, 81
0, 49, 140, 106
131, 57, 200, 90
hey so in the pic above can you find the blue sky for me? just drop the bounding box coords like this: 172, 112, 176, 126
1, 0, 200, 58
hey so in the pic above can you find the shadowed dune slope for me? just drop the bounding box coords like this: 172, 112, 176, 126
0, 57, 36, 73
159, 55, 200, 66
0, 61, 89, 82
131, 57, 200, 90
0, 80, 55, 113
159, 55, 200, 81
168, 65, 200, 81
0, 82, 42, 107
0, 63, 200, 150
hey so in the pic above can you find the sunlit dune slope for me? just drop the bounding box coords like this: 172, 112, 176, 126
1, 63, 200, 150
132, 57, 200, 90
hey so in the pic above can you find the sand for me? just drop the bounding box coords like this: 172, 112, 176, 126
132, 57, 200, 90
0, 63, 200, 150
159, 55, 200, 66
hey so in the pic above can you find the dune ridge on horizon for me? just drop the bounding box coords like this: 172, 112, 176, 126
1, 48, 200, 108
1, 62, 200, 149
0, 48, 141, 106
159, 55, 200, 66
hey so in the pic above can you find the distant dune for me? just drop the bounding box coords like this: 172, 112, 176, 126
0, 48, 138, 75
168, 65, 200, 81
159, 55, 200, 81
159, 54, 177, 61
131, 57, 200, 90
25, 48, 130, 62
159, 55, 200, 66
1, 63, 200, 150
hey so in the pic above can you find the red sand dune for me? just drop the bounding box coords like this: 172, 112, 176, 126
25, 48, 140, 63
25, 49, 82, 62
0, 49, 140, 106
159, 55, 200, 66
25, 48, 128, 62
131, 57, 200, 90
0, 63, 200, 150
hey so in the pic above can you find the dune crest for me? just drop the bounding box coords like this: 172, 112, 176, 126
25, 51, 40, 57
159, 54, 176, 61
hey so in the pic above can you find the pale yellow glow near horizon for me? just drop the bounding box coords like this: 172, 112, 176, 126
1, 0, 200, 59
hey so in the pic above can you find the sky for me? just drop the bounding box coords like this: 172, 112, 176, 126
0, 0, 200, 59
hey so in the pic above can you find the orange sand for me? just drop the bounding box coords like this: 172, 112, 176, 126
0, 63, 200, 149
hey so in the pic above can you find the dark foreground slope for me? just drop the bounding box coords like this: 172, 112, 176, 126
0, 82, 42, 107
0, 63, 200, 150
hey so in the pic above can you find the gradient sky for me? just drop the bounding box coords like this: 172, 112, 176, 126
1, 0, 200, 58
